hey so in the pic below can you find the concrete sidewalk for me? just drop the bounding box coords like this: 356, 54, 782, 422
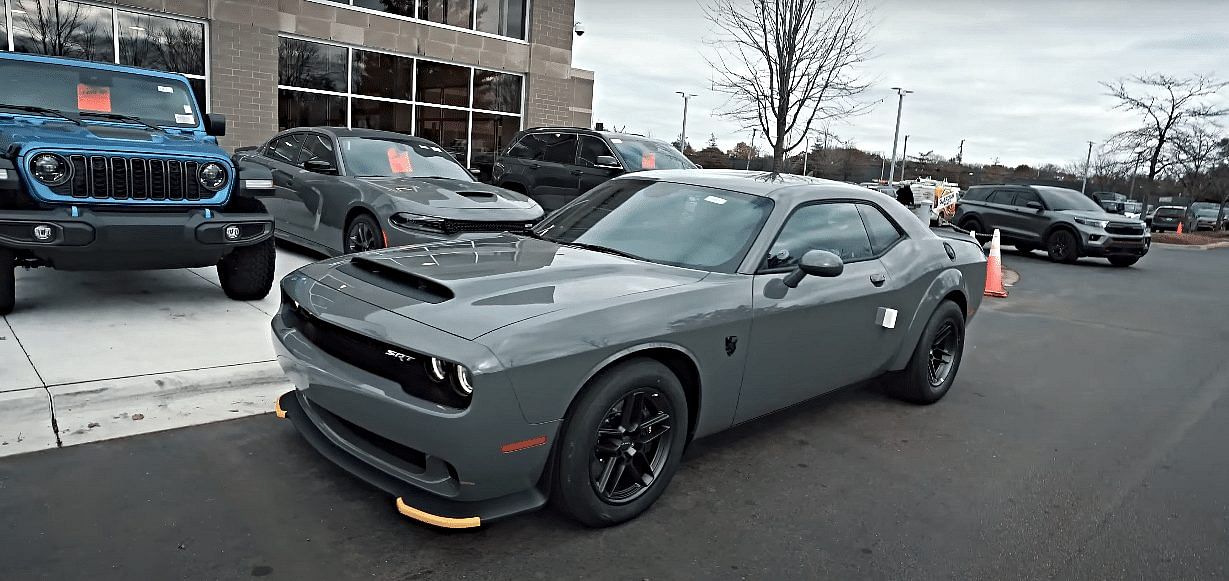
0, 245, 316, 457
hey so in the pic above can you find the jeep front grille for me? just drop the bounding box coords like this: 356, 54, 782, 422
50, 155, 216, 202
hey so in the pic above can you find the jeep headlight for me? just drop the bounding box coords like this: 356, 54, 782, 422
198, 162, 227, 191
1074, 217, 1109, 229
30, 153, 71, 186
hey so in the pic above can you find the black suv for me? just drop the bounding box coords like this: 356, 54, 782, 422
491, 127, 696, 211
954, 185, 1150, 267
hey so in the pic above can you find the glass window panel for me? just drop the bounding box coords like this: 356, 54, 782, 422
1, 0, 7, 51
187, 77, 206, 115
857, 204, 903, 255
265, 132, 304, 164
351, 98, 413, 134
11, 0, 114, 62
416, 61, 469, 107
415, 105, 468, 166
474, 0, 526, 40
472, 70, 521, 113
576, 135, 613, 167
471, 113, 519, 181
278, 37, 347, 92
278, 89, 346, 130
300, 133, 338, 166
117, 11, 205, 76
351, 49, 414, 99
352, 0, 414, 18
418, 0, 472, 29
763, 203, 874, 269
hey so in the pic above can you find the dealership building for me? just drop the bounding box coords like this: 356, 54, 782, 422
0, 0, 594, 164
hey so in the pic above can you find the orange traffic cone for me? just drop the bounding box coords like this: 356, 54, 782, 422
1176, 221, 1184, 234
984, 229, 1008, 298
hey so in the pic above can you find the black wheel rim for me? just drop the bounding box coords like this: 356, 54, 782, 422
928, 321, 960, 388
590, 389, 675, 504
1051, 233, 1071, 259
347, 220, 381, 253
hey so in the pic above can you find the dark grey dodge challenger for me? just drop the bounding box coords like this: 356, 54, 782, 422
272, 170, 987, 528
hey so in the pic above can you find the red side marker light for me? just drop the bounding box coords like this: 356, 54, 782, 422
500, 436, 547, 453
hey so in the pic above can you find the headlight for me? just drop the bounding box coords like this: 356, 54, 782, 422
390, 212, 446, 233
1074, 217, 1109, 229
198, 162, 227, 191
455, 364, 473, 396
30, 153, 71, 186
426, 357, 448, 382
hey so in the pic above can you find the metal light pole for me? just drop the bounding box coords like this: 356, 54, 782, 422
1080, 141, 1094, 195
675, 91, 696, 153
747, 128, 756, 170
802, 137, 810, 176
887, 87, 912, 183
1129, 146, 1146, 209
900, 135, 909, 181
957, 139, 965, 164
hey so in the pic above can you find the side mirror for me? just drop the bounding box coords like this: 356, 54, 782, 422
1026, 201, 1043, 211
303, 159, 338, 175
204, 113, 226, 137
783, 249, 844, 288
594, 155, 622, 169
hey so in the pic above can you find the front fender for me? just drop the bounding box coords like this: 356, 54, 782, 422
888, 267, 972, 371
234, 159, 275, 198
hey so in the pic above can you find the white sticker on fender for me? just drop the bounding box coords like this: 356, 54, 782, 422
876, 307, 898, 329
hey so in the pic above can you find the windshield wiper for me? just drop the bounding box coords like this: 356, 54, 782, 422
0, 103, 82, 125
78, 111, 167, 133
562, 242, 643, 261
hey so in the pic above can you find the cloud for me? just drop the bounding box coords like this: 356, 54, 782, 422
573, 0, 1229, 166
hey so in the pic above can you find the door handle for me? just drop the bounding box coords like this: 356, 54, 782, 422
870, 273, 886, 287
570, 169, 583, 176
529, 163, 542, 170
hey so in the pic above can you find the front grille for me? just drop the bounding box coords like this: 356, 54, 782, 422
1106, 223, 1144, 236
44, 154, 224, 203
441, 219, 537, 235
282, 296, 471, 409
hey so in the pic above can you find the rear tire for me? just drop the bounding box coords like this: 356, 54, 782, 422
959, 217, 984, 234
218, 238, 275, 301
0, 249, 14, 316
1046, 229, 1080, 264
554, 358, 689, 527
1108, 256, 1138, 267
888, 301, 966, 405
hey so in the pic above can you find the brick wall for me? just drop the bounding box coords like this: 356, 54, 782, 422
524, 0, 592, 129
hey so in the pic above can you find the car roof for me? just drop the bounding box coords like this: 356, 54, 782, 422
0, 51, 192, 82
520, 126, 663, 141
284, 126, 439, 146
620, 169, 887, 201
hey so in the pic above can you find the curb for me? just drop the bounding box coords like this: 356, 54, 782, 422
0, 361, 289, 458
1151, 241, 1229, 250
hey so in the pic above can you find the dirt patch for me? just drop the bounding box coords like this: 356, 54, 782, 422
1003, 268, 1021, 287
1152, 231, 1229, 246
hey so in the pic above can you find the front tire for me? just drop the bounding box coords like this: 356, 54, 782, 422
889, 301, 966, 405
554, 358, 689, 527
217, 238, 275, 301
1108, 256, 1139, 267
1046, 229, 1080, 264
0, 249, 14, 316
344, 213, 385, 254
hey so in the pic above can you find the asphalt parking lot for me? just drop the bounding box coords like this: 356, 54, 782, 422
1, 245, 1226, 581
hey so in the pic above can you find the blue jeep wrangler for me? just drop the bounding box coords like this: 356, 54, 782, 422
0, 52, 277, 315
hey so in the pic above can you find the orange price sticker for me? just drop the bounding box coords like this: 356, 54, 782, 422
77, 84, 112, 113
641, 152, 656, 169
387, 147, 412, 173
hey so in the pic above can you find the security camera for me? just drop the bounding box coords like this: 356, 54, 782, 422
574, 21, 585, 36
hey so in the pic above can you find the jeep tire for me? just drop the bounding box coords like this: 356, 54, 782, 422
218, 237, 275, 301
0, 249, 14, 315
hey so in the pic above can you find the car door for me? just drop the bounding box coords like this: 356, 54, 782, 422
508, 132, 579, 211
1000, 188, 1048, 244
980, 189, 1018, 237
288, 133, 344, 248
736, 202, 896, 423
256, 133, 306, 237
574, 135, 622, 196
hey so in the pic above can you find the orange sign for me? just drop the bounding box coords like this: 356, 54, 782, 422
641, 152, 656, 169
387, 147, 412, 173
77, 84, 112, 112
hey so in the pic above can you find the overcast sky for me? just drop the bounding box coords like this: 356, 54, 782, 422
572, 0, 1229, 167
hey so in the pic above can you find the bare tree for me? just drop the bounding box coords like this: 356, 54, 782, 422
12, 0, 112, 61
1102, 74, 1229, 184
1169, 123, 1225, 197
706, 0, 871, 172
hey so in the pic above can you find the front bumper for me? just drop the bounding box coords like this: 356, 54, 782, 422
1080, 229, 1150, 257
271, 277, 557, 526
0, 206, 271, 270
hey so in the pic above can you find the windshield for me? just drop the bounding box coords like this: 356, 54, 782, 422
0, 59, 198, 128
339, 137, 472, 180
532, 179, 774, 273
1036, 187, 1105, 212
609, 137, 697, 172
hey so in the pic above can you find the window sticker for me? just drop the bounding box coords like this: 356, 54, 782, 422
174, 114, 195, 124
704, 195, 727, 205
184, 105, 193, 113
641, 152, 656, 169
158, 85, 174, 93
77, 84, 112, 112
387, 147, 413, 173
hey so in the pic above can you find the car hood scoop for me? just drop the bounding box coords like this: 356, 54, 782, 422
357, 176, 538, 210
308, 234, 706, 339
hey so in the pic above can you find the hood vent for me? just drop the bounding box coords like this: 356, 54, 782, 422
339, 257, 454, 304
457, 191, 497, 200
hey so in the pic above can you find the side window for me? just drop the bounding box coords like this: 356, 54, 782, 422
506, 134, 541, 159
539, 133, 578, 164
962, 188, 989, 202
857, 204, 904, 255
299, 134, 338, 166
762, 202, 873, 270
988, 190, 1016, 205
1013, 190, 1042, 208
577, 135, 615, 167
265, 133, 304, 164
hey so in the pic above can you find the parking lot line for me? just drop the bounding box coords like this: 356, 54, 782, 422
0, 318, 43, 393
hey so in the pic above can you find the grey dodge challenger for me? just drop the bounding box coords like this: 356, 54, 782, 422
237, 127, 544, 255
272, 170, 987, 528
